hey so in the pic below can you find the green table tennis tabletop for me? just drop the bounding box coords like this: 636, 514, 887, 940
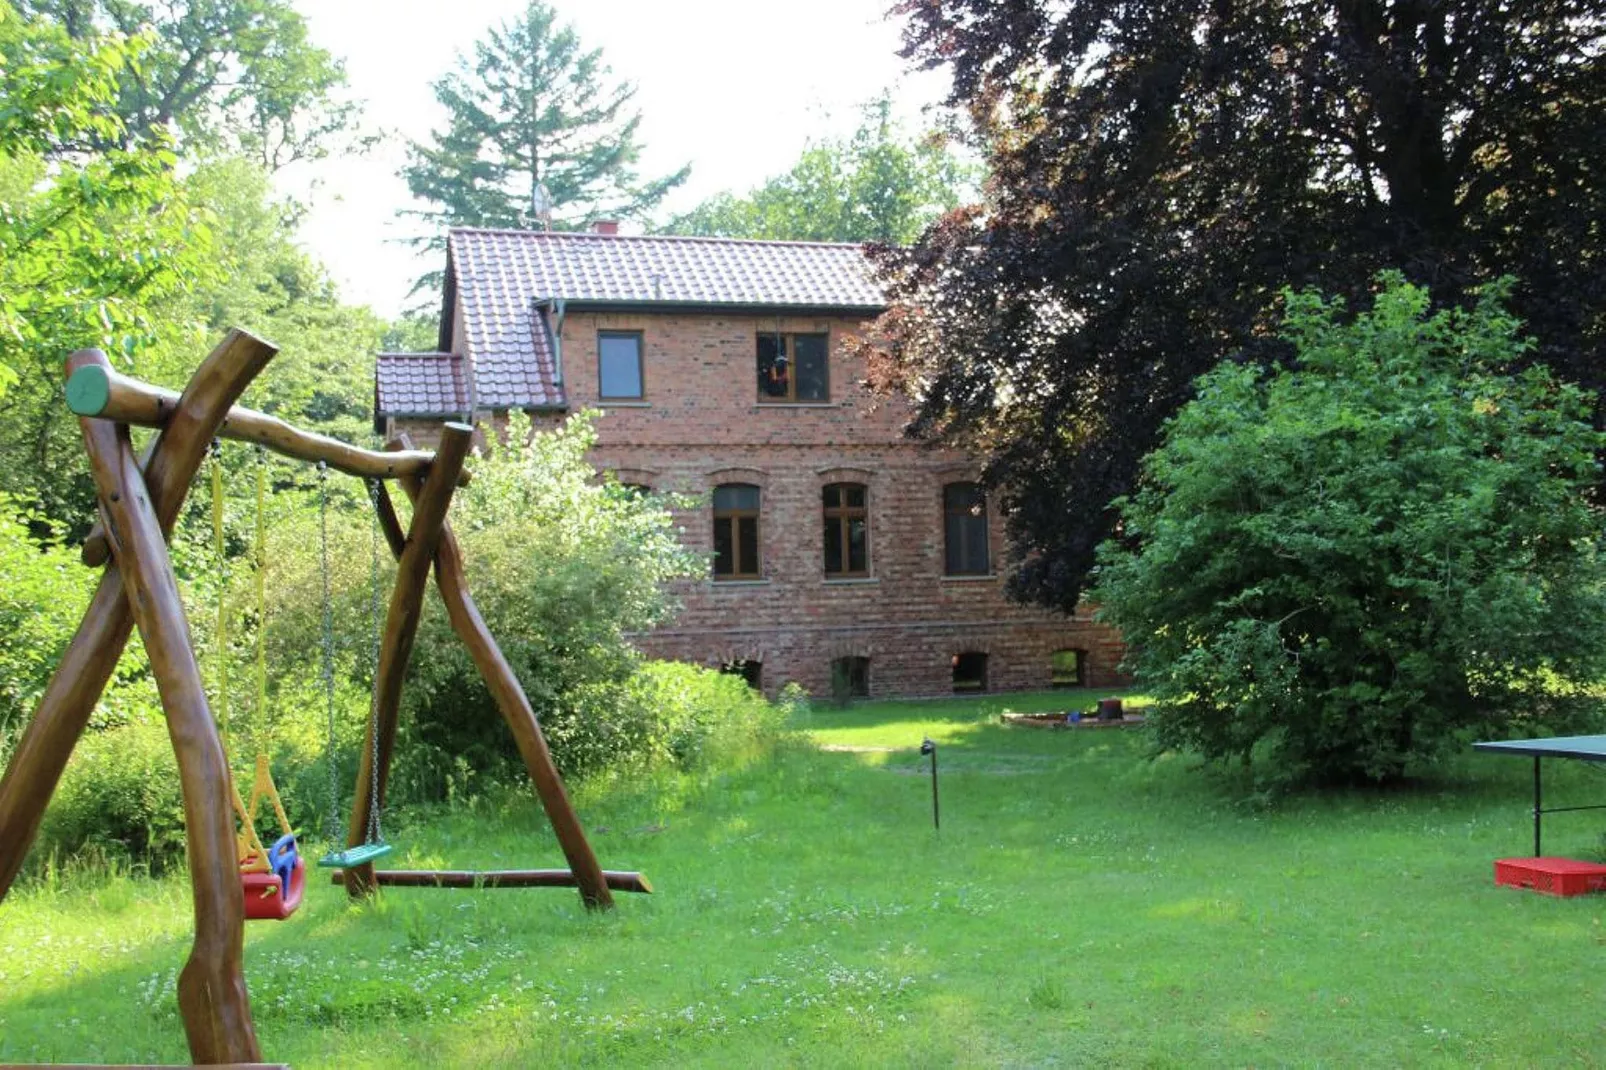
1473, 735, 1606, 761
1473, 735, 1606, 855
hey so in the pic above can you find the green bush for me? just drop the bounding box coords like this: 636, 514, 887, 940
390, 660, 791, 796
38, 719, 187, 870
397, 411, 702, 789
1093, 275, 1606, 789
625, 660, 792, 772
0, 497, 95, 746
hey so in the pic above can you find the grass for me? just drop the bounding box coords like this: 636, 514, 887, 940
3, 689, 1605, 1066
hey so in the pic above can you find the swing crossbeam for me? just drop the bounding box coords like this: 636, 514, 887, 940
327, 868, 652, 894
65, 362, 469, 567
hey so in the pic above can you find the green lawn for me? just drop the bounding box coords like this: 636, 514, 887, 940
2, 690, 1603, 1066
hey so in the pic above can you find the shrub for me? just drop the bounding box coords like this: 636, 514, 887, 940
38, 719, 188, 870
0, 497, 95, 746
622, 660, 791, 773
397, 410, 702, 789
1093, 275, 1606, 789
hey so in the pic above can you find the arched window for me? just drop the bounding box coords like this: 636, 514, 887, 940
712, 483, 761, 580
823, 482, 869, 577
943, 482, 989, 576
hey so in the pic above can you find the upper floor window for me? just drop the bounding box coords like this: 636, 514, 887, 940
823, 482, 869, 577
757, 332, 828, 403
712, 483, 761, 580
598, 330, 644, 399
943, 482, 990, 576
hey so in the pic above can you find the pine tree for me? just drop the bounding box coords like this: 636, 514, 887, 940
400, 0, 687, 288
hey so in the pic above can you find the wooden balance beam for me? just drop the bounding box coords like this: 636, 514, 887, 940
330, 869, 652, 893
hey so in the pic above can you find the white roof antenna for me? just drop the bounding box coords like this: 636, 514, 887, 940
531, 182, 554, 232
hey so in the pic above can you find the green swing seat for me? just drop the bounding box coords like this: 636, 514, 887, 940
317, 842, 394, 869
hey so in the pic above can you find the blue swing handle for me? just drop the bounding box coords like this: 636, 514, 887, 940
267, 834, 299, 898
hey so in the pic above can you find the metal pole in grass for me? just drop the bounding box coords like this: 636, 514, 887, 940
920, 737, 939, 830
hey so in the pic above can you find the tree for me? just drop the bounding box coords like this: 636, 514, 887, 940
663, 96, 972, 244
15, 0, 360, 169
401, 0, 688, 283
0, 8, 377, 530
174, 158, 384, 438
0, 3, 218, 521
1092, 276, 1606, 788
867, 1, 1606, 612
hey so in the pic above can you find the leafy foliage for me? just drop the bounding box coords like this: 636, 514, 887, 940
0, 497, 94, 742
175, 158, 384, 438
663, 96, 972, 244
376, 412, 702, 791
869, 0, 1606, 612
1092, 276, 1606, 788
17, 0, 361, 168
0, 3, 217, 521
400, 0, 688, 288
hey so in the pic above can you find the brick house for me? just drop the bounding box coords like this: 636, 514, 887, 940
375, 225, 1124, 698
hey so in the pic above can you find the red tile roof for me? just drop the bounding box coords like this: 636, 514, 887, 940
448, 228, 886, 311
374, 352, 470, 419
377, 229, 886, 419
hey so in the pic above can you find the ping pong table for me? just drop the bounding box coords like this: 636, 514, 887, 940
1472, 735, 1606, 856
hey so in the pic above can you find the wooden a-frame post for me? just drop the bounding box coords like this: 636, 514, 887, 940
376, 453, 615, 910
0, 337, 639, 1064
340, 422, 473, 897
0, 337, 276, 1064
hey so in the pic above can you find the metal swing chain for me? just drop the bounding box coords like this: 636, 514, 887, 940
318, 461, 341, 846
253, 446, 269, 760
208, 440, 231, 757
364, 477, 385, 846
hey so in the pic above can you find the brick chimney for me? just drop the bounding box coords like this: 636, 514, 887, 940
592, 219, 620, 235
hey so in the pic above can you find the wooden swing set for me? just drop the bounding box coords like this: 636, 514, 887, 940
0, 331, 648, 1065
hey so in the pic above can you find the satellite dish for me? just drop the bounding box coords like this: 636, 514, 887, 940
531, 182, 554, 231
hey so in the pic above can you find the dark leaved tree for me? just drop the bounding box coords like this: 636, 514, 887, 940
867, 0, 1606, 612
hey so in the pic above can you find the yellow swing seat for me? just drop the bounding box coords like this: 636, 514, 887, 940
233, 753, 304, 921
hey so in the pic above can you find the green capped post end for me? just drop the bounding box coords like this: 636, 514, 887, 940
65, 364, 112, 416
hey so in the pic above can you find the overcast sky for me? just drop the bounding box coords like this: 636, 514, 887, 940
281, 0, 952, 318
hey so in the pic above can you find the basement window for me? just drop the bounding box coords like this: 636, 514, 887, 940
831, 656, 870, 699
1051, 649, 1086, 689
952, 652, 988, 693
721, 659, 763, 691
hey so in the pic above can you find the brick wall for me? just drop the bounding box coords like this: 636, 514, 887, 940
391, 311, 1128, 699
